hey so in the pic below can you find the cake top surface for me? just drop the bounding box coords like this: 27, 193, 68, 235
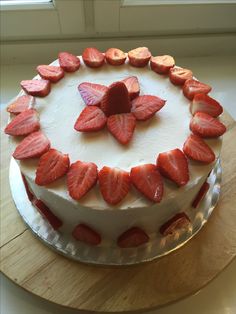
9, 54, 222, 209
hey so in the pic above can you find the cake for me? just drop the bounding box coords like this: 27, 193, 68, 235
5, 47, 226, 253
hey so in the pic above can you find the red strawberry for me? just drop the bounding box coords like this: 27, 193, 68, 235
128, 47, 151, 67
98, 166, 131, 205
131, 95, 166, 121
191, 93, 223, 117
190, 112, 226, 138
78, 82, 108, 106
21, 79, 51, 97
159, 213, 191, 236
33, 199, 62, 230
35, 149, 70, 186
122, 76, 140, 100
4, 109, 40, 136
7, 95, 35, 115
58, 52, 80, 72
183, 79, 212, 100
169, 67, 193, 85
117, 227, 149, 248
72, 224, 101, 246
105, 48, 126, 66
13, 131, 50, 160
107, 113, 136, 145
37, 65, 64, 83
21, 173, 34, 201
192, 181, 210, 208
157, 148, 189, 186
82, 47, 105, 68
183, 134, 215, 164
150, 55, 175, 74
130, 164, 163, 202
67, 161, 98, 200
100, 81, 131, 116
74, 106, 107, 132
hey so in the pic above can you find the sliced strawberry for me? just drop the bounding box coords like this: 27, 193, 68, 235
72, 224, 101, 246
150, 55, 175, 74
74, 106, 107, 132
105, 48, 126, 66
58, 52, 80, 72
78, 82, 108, 106
169, 67, 193, 85
183, 79, 212, 100
100, 81, 131, 116
183, 134, 215, 164
157, 148, 189, 187
37, 65, 64, 83
13, 131, 50, 160
159, 213, 191, 236
7, 95, 35, 115
21, 173, 34, 201
130, 164, 163, 202
190, 112, 226, 138
82, 47, 105, 68
107, 113, 136, 145
33, 199, 63, 230
192, 181, 210, 208
131, 95, 166, 121
67, 161, 98, 200
128, 47, 151, 67
35, 149, 70, 186
117, 227, 149, 248
122, 76, 140, 100
20, 79, 51, 97
4, 109, 40, 136
191, 93, 223, 117
98, 166, 131, 205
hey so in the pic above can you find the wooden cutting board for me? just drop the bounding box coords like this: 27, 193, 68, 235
1, 110, 236, 313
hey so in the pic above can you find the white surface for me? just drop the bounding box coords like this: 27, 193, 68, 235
1, 55, 236, 314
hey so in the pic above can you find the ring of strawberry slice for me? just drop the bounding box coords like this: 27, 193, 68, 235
5, 47, 226, 247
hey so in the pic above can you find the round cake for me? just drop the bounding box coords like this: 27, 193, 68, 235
6, 47, 226, 254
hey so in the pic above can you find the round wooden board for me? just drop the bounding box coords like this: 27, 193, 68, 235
1, 110, 236, 313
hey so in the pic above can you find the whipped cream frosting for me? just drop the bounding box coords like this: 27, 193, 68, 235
11, 59, 221, 208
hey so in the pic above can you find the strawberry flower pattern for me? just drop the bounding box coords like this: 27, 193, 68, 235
75, 77, 166, 145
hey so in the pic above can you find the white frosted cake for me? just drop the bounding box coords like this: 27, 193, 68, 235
6, 47, 226, 249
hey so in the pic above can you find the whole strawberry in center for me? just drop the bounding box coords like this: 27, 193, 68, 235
100, 81, 131, 116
